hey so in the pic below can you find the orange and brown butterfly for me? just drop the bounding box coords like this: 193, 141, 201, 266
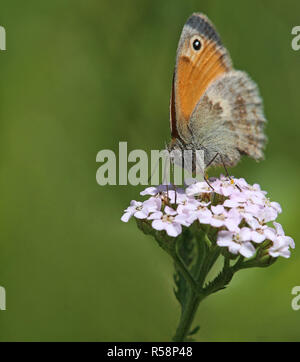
168, 13, 266, 172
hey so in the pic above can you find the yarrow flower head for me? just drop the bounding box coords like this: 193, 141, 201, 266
121, 176, 294, 260
121, 175, 295, 342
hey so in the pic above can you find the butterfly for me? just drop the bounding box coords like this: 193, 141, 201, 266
168, 13, 266, 176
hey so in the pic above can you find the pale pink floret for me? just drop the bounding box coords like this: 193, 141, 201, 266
148, 206, 191, 237
176, 200, 200, 214
177, 199, 206, 215
264, 222, 295, 258
217, 229, 256, 258
245, 218, 268, 244
174, 212, 193, 227
185, 201, 211, 223
224, 189, 265, 207
185, 181, 213, 197
121, 197, 162, 222
140, 185, 166, 196
143, 197, 162, 212
255, 207, 278, 224
121, 200, 149, 222
223, 199, 260, 226
211, 177, 240, 197
167, 189, 188, 204
199, 205, 241, 232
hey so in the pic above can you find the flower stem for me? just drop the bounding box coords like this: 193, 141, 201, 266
172, 292, 205, 342
172, 234, 229, 342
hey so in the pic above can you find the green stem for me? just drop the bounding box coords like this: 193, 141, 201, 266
171, 232, 249, 341
172, 292, 205, 342
172, 234, 223, 342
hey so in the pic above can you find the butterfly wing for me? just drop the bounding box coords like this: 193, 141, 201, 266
170, 13, 267, 168
170, 13, 232, 144
188, 70, 267, 167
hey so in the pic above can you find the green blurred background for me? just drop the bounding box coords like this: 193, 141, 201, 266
0, 0, 299, 341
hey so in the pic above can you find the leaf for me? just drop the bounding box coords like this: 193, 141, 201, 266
188, 325, 200, 336
203, 267, 234, 295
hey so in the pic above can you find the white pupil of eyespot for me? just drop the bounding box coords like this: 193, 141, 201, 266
193, 39, 201, 50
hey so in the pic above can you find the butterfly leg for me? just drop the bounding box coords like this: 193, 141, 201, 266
219, 154, 242, 192
161, 153, 172, 199
206, 152, 220, 168
194, 151, 218, 190
203, 152, 221, 190
173, 184, 178, 204
170, 159, 177, 204
204, 175, 215, 190
219, 154, 231, 179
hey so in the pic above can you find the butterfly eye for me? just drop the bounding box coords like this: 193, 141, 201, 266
192, 38, 202, 51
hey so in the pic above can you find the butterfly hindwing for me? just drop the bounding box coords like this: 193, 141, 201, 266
188, 70, 267, 167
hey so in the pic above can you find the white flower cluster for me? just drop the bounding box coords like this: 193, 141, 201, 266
121, 176, 294, 259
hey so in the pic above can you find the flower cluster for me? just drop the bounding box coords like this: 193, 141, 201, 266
121, 176, 294, 259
